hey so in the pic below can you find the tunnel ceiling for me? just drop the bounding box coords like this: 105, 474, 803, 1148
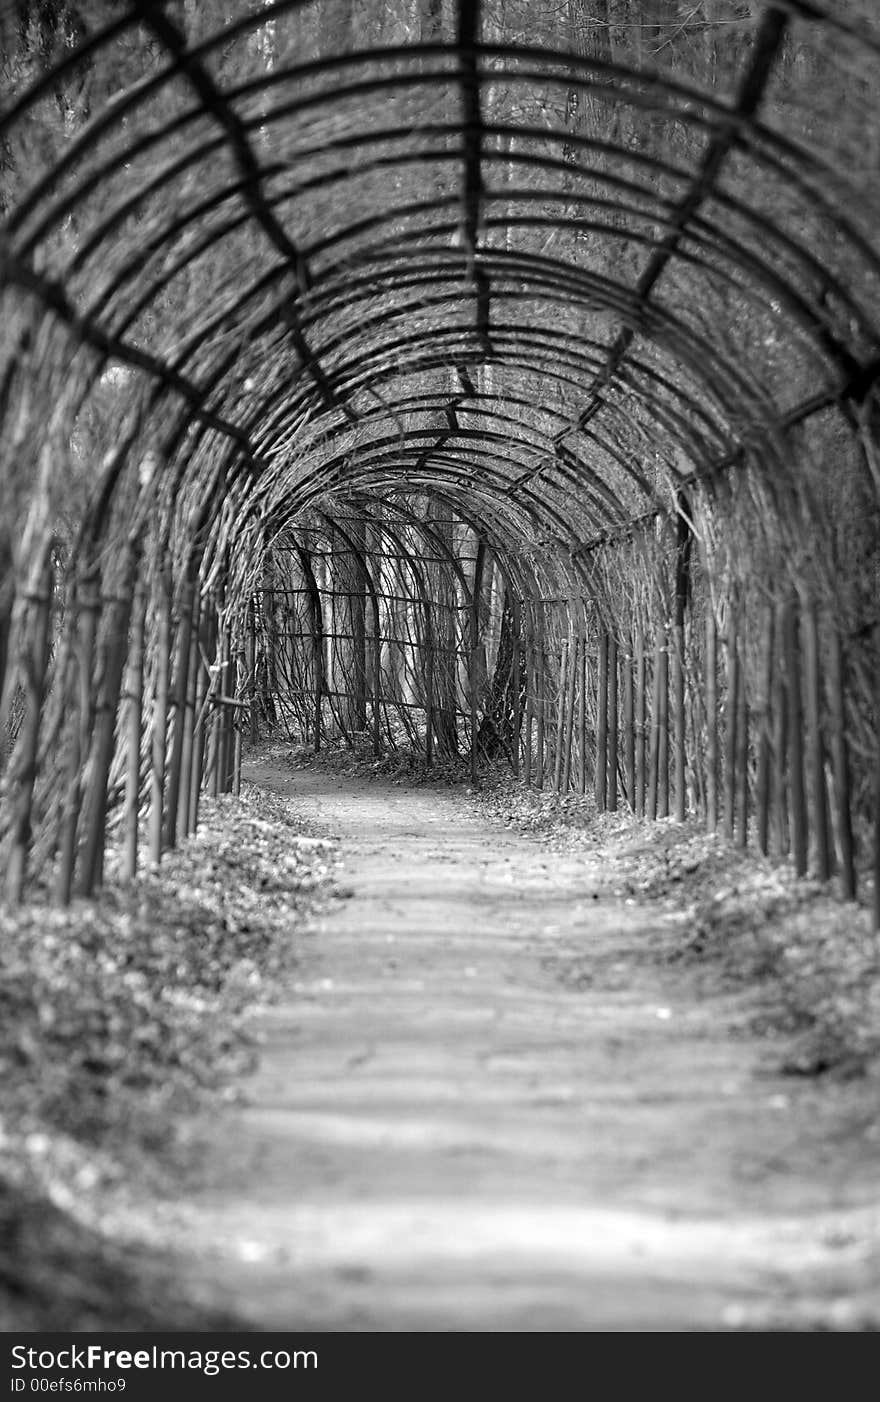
2, 0, 880, 576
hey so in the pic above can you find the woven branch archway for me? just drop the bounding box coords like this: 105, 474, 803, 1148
1, 0, 879, 910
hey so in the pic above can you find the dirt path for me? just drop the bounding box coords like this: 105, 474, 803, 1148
159, 763, 879, 1330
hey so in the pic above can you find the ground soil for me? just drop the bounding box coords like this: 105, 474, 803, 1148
126, 760, 880, 1331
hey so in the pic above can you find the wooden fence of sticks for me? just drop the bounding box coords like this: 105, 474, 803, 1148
3, 507, 872, 931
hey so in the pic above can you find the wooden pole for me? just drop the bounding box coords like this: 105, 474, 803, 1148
828, 627, 856, 900
623, 638, 635, 811
188, 608, 211, 836
5, 555, 53, 904
55, 570, 100, 905
705, 608, 718, 832
371, 590, 382, 758
149, 567, 171, 867
0, 531, 13, 748
802, 594, 831, 882
595, 630, 608, 811
635, 626, 646, 818
672, 620, 686, 822
535, 606, 545, 790
656, 631, 669, 819
177, 587, 200, 840
123, 573, 146, 881
313, 590, 323, 752
163, 573, 194, 849
232, 691, 243, 800
673, 502, 691, 823
607, 632, 618, 811
297, 547, 324, 752
470, 544, 485, 784
247, 597, 258, 745
425, 625, 434, 769
205, 617, 227, 799
723, 603, 738, 841
77, 573, 135, 895
874, 653, 880, 929
735, 637, 749, 849
230, 622, 244, 798
578, 617, 587, 796
783, 595, 808, 877
647, 633, 661, 821
755, 602, 774, 855
771, 599, 789, 856
511, 594, 522, 779
875, 754, 880, 930
562, 632, 576, 793
524, 609, 533, 788
222, 629, 236, 792
554, 638, 568, 792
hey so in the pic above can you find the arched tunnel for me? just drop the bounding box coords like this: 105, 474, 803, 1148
2, 0, 880, 1336
2, 0, 880, 906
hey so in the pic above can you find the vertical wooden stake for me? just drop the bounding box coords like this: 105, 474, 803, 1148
222, 630, 236, 792
672, 620, 686, 822
673, 502, 691, 823
623, 639, 635, 811
469, 547, 484, 784
607, 633, 618, 812
206, 712, 220, 800
5, 556, 53, 904
723, 602, 738, 841
562, 632, 576, 793
828, 627, 856, 900
247, 597, 258, 746
164, 573, 194, 850
511, 595, 522, 779
149, 568, 171, 866
875, 756, 880, 930
783, 595, 808, 877
535, 607, 545, 790
635, 626, 646, 818
554, 638, 568, 793
755, 603, 774, 855
178, 588, 201, 840
206, 625, 224, 800
705, 608, 718, 832
874, 658, 880, 929
123, 574, 146, 881
735, 640, 749, 849
55, 571, 100, 905
372, 591, 382, 758
232, 722, 243, 798
578, 620, 587, 796
656, 633, 669, 819
524, 611, 533, 788
78, 571, 136, 895
647, 633, 661, 821
595, 630, 608, 811
189, 609, 212, 837
313, 603, 323, 752
771, 600, 789, 856
803, 594, 831, 881
425, 606, 434, 770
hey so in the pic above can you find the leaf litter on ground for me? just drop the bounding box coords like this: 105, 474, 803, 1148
0, 779, 336, 1329
470, 764, 880, 1083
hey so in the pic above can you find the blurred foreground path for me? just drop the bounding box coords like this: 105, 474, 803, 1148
166, 763, 880, 1331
